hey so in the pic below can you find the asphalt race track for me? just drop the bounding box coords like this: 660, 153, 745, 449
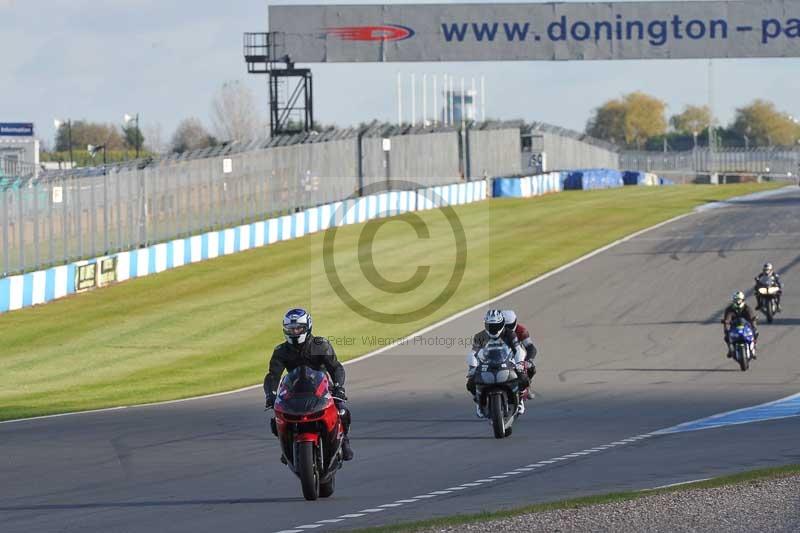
2, 189, 799, 533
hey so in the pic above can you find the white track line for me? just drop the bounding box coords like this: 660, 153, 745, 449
278, 431, 658, 532
646, 478, 711, 491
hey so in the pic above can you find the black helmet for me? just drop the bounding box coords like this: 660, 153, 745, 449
484, 309, 505, 339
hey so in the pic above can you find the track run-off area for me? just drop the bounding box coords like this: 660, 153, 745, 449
1, 186, 799, 532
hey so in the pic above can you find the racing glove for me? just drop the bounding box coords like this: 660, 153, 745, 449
265, 391, 276, 409
332, 385, 347, 401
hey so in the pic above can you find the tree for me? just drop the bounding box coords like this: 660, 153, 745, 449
622, 92, 667, 149
55, 121, 126, 152
731, 99, 800, 147
670, 105, 712, 135
170, 118, 217, 153
210, 80, 263, 141
123, 124, 145, 153
586, 92, 667, 148
586, 99, 626, 145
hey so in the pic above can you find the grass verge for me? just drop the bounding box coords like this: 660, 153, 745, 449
0, 183, 783, 421
353, 463, 800, 532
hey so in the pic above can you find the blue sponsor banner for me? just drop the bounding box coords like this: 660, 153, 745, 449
0, 123, 34, 137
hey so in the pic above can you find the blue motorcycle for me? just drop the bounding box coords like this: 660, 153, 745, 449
729, 318, 756, 372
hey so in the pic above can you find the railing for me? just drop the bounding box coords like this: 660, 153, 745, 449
620, 148, 800, 177
1, 123, 524, 277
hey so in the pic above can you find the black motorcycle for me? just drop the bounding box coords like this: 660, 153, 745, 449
473, 340, 524, 439
755, 275, 781, 323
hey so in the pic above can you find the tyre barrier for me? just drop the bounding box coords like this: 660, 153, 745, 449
492, 172, 564, 198
493, 169, 668, 199
0, 180, 487, 314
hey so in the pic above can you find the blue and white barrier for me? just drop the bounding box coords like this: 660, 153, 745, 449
493, 169, 671, 198
492, 172, 563, 198
563, 169, 625, 190
623, 171, 660, 186
0, 180, 488, 314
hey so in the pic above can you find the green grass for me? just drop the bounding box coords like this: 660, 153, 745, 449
358, 464, 800, 532
0, 183, 781, 421
353, 464, 800, 532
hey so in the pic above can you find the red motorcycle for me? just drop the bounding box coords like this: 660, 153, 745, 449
270, 366, 347, 500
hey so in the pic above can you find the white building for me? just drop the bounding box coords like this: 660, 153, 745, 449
0, 123, 40, 177
442, 90, 477, 125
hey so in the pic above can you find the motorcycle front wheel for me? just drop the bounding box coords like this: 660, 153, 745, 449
489, 393, 505, 439
296, 441, 320, 501
736, 345, 749, 372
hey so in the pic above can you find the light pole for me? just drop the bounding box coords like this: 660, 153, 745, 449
124, 113, 141, 159
54, 119, 73, 169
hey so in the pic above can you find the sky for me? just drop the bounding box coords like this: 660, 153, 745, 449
1, 0, 798, 148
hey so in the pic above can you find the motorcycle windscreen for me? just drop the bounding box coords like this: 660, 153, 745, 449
275, 367, 332, 415
730, 320, 754, 342
482, 345, 512, 365
757, 274, 775, 286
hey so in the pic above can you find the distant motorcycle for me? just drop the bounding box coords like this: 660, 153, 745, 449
729, 318, 756, 372
270, 366, 346, 500
755, 275, 781, 323
473, 340, 525, 438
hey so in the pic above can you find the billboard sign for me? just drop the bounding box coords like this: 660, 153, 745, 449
269, 1, 800, 62
0, 123, 34, 137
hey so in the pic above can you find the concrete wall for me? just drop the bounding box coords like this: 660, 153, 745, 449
469, 128, 521, 179
539, 132, 620, 170
361, 131, 461, 189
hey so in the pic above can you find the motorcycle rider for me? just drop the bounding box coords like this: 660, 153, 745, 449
754, 262, 783, 313
466, 309, 528, 417
264, 308, 353, 461
722, 291, 759, 360
502, 310, 538, 400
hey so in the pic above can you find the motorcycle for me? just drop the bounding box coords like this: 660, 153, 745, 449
729, 318, 756, 372
473, 340, 525, 439
756, 275, 781, 323
269, 366, 346, 500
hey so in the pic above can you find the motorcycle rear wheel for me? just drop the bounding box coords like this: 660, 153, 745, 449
320, 475, 335, 498
489, 394, 505, 439
296, 441, 320, 501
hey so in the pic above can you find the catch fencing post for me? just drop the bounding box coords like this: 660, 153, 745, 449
1, 189, 8, 275
17, 186, 24, 272
103, 172, 109, 254
46, 181, 53, 267
33, 180, 40, 269
90, 175, 97, 257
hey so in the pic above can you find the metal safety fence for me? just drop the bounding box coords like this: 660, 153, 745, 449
620, 148, 800, 176
1, 160, 360, 277
1, 123, 522, 277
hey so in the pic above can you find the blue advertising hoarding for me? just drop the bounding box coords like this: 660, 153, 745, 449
0, 123, 35, 137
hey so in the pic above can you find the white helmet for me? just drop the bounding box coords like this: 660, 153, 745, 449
502, 310, 517, 332
763, 263, 774, 275
484, 309, 505, 339
732, 291, 745, 310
